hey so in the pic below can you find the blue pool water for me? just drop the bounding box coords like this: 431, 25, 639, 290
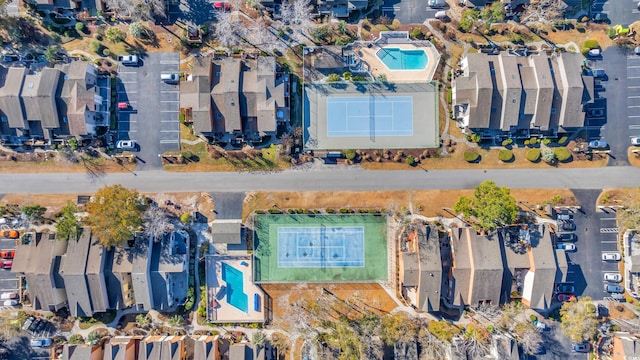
376, 48, 428, 70
221, 262, 248, 312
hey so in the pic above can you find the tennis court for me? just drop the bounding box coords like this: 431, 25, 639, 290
277, 226, 365, 268
253, 214, 388, 283
326, 96, 413, 137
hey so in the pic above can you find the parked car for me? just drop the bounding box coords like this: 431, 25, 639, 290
30, 338, 51, 348
428, 0, 447, 8
589, 140, 609, 149
160, 73, 180, 83
0, 250, 14, 259
587, 48, 602, 57
602, 253, 622, 261
21, 316, 34, 332
116, 140, 137, 151
35, 321, 47, 334
632, 136, 640, 145
28, 319, 40, 332
2, 261, 12, 270
556, 233, 577, 242
559, 222, 576, 231
0, 292, 16, 300
3, 300, 17, 306
119, 55, 139, 66
557, 243, 576, 251
557, 294, 576, 302
636, 46, 640, 56
1, 230, 17, 239
604, 284, 624, 293
556, 284, 575, 293
604, 273, 622, 282
556, 210, 573, 221
592, 13, 608, 23
587, 109, 605, 118
572, 342, 590, 353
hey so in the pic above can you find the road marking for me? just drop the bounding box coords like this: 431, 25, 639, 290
629, 86, 640, 89
629, 116, 640, 118
160, 130, 180, 133
600, 228, 619, 233
629, 106, 640, 108
600, 217, 617, 220
118, 130, 137, 133
160, 100, 180, 103
118, 90, 136, 94
160, 111, 178, 113
160, 140, 180, 144
601, 240, 619, 244
629, 96, 640, 98
629, 77, 640, 79
118, 72, 136, 75
629, 66, 640, 68
630, 125, 640, 129
160, 90, 180, 94
161, 120, 177, 122
160, 60, 179, 65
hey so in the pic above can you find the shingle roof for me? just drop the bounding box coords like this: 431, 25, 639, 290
181, 57, 213, 133
193, 336, 218, 360
111, 236, 153, 310
527, 225, 559, 311
416, 226, 442, 312
59, 61, 97, 136
212, 220, 242, 244
400, 252, 419, 287
60, 229, 93, 317
552, 52, 586, 128
212, 58, 242, 132
453, 53, 493, 129
62, 344, 103, 360
0, 66, 26, 129
21, 68, 62, 129
12, 232, 68, 311
452, 228, 503, 307
497, 54, 522, 131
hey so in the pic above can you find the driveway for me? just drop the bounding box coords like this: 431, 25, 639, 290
166, 0, 216, 25
381, 0, 441, 24
588, 46, 636, 166
591, 0, 640, 26
210, 193, 246, 220
117, 53, 180, 169
535, 322, 588, 360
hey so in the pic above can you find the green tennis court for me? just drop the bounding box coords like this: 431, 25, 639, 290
252, 214, 388, 283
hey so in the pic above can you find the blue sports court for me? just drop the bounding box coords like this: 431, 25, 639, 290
277, 226, 365, 268
326, 96, 414, 137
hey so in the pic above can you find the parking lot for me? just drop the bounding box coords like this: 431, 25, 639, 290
117, 53, 181, 169
562, 190, 623, 301
0, 234, 18, 309
590, 0, 640, 26
381, 0, 441, 25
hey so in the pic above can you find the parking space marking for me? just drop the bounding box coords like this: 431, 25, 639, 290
601, 240, 619, 244
600, 218, 617, 221
160, 140, 180, 144
630, 125, 640, 129
160, 100, 180, 103
118, 130, 138, 133
160, 60, 180, 65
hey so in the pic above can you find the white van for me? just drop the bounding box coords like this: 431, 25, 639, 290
435, 11, 447, 20
161, 73, 180, 83
0, 292, 16, 300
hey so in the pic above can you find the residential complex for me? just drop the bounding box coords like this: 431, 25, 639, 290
0, 61, 110, 143
453, 52, 593, 138
181, 55, 289, 144
12, 229, 189, 314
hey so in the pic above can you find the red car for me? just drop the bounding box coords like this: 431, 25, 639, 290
557, 294, 576, 302
2, 230, 18, 239
1, 261, 12, 270
0, 250, 15, 259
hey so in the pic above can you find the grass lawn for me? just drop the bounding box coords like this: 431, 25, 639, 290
78, 310, 117, 330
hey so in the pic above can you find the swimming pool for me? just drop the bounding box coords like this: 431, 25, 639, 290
376, 48, 428, 71
221, 262, 248, 312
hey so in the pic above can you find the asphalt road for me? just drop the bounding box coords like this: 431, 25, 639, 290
117, 53, 180, 170
2, 166, 640, 194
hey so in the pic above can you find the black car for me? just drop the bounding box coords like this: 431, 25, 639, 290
557, 233, 577, 242
560, 222, 576, 231
28, 319, 40, 332
35, 320, 47, 334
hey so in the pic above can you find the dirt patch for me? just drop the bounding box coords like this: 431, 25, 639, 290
0, 152, 136, 174
628, 148, 640, 167
597, 189, 627, 207
243, 189, 576, 220
262, 283, 398, 325
608, 302, 638, 320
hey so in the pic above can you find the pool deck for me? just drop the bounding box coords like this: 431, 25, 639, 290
358, 43, 439, 82
205, 255, 266, 323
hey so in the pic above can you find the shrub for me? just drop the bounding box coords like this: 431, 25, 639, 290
554, 147, 572, 162
470, 133, 481, 143
529, 314, 538, 322
180, 212, 192, 224
410, 27, 423, 39
542, 148, 556, 163
267, 208, 281, 214
498, 149, 513, 162
406, 155, 415, 165
339, 208, 350, 213
89, 40, 101, 54
525, 148, 541, 162
542, 138, 551, 145
501, 138, 513, 146
102, 48, 110, 56
326, 73, 341, 82
583, 39, 600, 49
68, 334, 84, 344
524, 139, 530, 145
326, 208, 335, 213
75, 22, 85, 33
344, 149, 356, 160
463, 151, 480, 162
558, 136, 569, 145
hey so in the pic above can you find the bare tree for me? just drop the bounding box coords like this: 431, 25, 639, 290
281, 0, 314, 41
105, 0, 165, 21
517, 324, 543, 355
214, 11, 245, 48
143, 204, 171, 241
247, 21, 278, 50
418, 326, 447, 360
